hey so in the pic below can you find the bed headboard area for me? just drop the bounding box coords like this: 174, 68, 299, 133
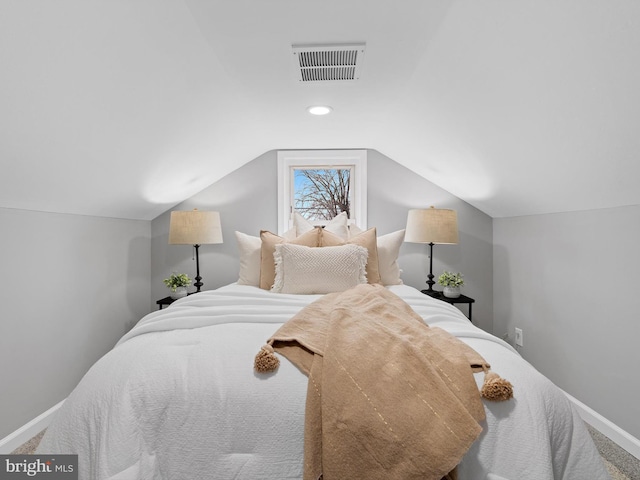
150, 149, 493, 331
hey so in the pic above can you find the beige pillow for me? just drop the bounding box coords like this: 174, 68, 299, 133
294, 211, 349, 240
272, 243, 368, 294
321, 227, 381, 285
377, 230, 405, 285
260, 228, 320, 290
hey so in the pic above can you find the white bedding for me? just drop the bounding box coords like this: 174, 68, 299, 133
37, 284, 610, 479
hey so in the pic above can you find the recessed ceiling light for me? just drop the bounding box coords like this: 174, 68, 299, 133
307, 105, 333, 116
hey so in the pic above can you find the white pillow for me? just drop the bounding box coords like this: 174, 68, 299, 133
294, 210, 349, 240
377, 230, 405, 285
235, 231, 262, 286
272, 243, 368, 294
348, 223, 363, 238
281, 226, 297, 241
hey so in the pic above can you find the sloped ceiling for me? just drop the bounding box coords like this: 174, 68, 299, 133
1, 0, 639, 220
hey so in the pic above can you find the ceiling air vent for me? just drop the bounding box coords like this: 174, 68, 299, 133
292, 44, 366, 83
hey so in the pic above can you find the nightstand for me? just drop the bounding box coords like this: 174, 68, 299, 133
156, 292, 198, 310
421, 290, 475, 322
156, 296, 176, 310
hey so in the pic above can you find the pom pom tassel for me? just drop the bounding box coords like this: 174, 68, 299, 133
481, 369, 513, 401
254, 343, 280, 373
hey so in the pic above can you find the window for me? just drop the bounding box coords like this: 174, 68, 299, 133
277, 150, 367, 234
293, 167, 352, 221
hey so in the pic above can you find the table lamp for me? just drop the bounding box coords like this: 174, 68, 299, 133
168, 209, 223, 293
404, 206, 458, 292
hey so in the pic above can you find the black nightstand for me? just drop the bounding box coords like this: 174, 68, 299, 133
156, 292, 198, 310
421, 290, 475, 322
156, 296, 176, 310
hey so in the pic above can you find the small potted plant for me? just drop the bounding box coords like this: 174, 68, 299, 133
437, 271, 464, 298
163, 273, 191, 299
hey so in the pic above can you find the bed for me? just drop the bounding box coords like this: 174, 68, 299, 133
37, 219, 610, 479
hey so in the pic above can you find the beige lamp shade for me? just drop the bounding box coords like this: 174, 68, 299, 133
168, 209, 223, 245
404, 207, 458, 244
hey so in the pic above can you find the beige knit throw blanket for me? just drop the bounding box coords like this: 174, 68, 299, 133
255, 284, 513, 480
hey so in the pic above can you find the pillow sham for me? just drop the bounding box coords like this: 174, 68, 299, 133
348, 223, 363, 238
377, 229, 405, 285
294, 210, 349, 240
347, 227, 404, 285
321, 227, 381, 285
259, 228, 321, 290
235, 228, 298, 286
272, 243, 368, 294
235, 231, 262, 286
281, 226, 297, 242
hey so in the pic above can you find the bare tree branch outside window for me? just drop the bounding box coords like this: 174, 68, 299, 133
294, 168, 351, 222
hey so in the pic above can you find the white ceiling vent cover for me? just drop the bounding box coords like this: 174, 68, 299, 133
292, 44, 366, 83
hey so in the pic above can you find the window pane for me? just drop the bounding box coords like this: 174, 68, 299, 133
293, 168, 352, 222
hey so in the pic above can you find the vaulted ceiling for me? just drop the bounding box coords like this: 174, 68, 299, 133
2, 0, 639, 220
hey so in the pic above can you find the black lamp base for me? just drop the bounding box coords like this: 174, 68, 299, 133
193, 244, 203, 293
424, 242, 436, 292
425, 275, 436, 292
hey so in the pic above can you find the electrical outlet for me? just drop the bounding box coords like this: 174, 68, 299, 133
515, 328, 523, 347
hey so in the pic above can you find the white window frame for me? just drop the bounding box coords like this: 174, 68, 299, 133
277, 150, 367, 234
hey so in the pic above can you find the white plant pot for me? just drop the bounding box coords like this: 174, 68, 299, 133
443, 286, 461, 298
170, 286, 188, 299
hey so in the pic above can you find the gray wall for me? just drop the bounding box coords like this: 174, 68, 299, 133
0, 208, 150, 440
151, 150, 279, 305
151, 149, 494, 332
494, 205, 640, 439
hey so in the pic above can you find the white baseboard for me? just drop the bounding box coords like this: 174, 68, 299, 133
564, 390, 640, 460
0, 400, 65, 454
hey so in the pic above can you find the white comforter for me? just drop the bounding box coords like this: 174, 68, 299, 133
38, 284, 610, 480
